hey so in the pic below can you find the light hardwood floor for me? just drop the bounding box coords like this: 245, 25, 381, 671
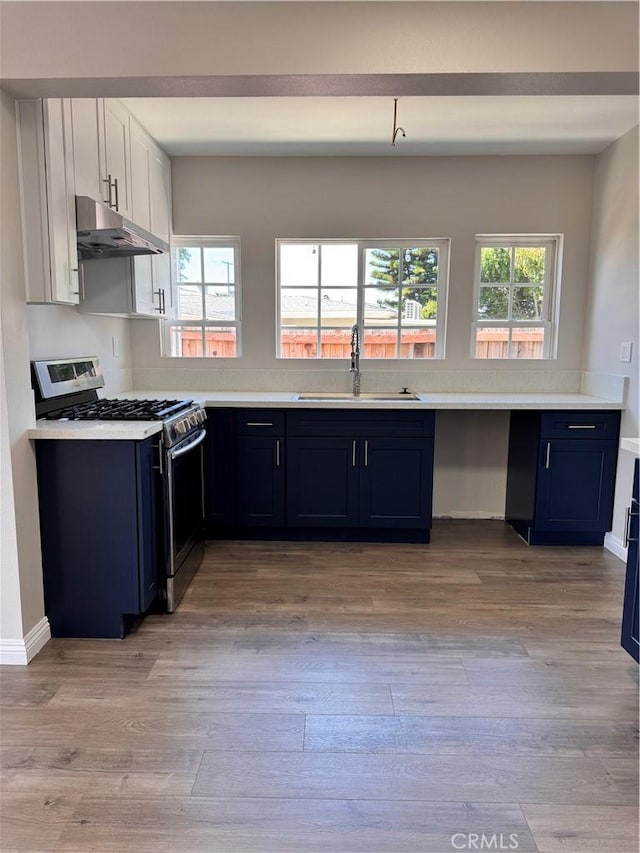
1, 521, 638, 853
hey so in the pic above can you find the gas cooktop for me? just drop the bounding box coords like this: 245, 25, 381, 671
44, 398, 194, 422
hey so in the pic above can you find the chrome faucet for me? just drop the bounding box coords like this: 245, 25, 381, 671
349, 323, 361, 397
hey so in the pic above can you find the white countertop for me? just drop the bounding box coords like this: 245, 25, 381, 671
620, 437, 640, 455
28, 390, 623, 440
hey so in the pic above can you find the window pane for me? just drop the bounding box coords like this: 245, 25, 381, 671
319, 328, 352, 357
281, 288, 318, 326
176, 247, 201, 283
510, 327, 545, 359
203, 247, 235, 284
362, 327, 398, 359
365, 248, 399, 287
205, 286, 236, 320
320, 244, 357, 287
513, 286, 544, 320
204, 327, 237, 358
475, 327, 510, 359
399, 328, 437, 358
402, 247, 439, 286
401, 288, 438, 323
170, 326, 203, 357
280, 244, 319, 287
320, 288, 357, 327
480, 247, 511, 283
364, 286, 398, 323
177, 285, 203, 320
478, 286, 509, 320
280, 328, 318, 358
514, 247, 545, 283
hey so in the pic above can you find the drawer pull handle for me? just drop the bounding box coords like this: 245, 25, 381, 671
246, 422, 273, 427
545, 442, 551, 469
567, 425, 597, 429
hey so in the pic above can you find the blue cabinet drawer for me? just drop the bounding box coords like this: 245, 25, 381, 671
540, 411, 620, 440
287, 409, 434, 437
236, 409, 285, 436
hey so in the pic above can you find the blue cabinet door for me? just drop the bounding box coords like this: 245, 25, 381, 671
136, 438, 161, 612
622, 459, 639, 663
535, 439, 617, 532
286, 436, 359, 526
236, 436, 285, 526
359, 437, 433, 528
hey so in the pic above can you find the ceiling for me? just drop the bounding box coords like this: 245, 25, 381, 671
122, 95, 638, 157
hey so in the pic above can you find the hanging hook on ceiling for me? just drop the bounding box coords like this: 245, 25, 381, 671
392, 98, 406, 147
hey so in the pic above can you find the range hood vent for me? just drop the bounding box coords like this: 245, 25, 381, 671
75, 196, 169, 259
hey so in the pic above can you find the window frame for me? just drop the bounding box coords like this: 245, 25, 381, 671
470, 234, 563, 360
164, 236, 242, 359
276, 237, 450, 360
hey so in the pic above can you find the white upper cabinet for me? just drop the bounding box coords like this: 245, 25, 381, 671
17, 98, 80, 305
70, 98, 133, 219
129, 118, 153, 232
69, 99, 104, 203
149, 146, 171, 244
102, 99, 132, 219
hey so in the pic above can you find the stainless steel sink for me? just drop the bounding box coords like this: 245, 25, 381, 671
296, 391, 420, 402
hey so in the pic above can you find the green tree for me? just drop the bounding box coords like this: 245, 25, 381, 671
478, 246, 545, 321
368, 248, 439, 319
178, 247, 192, 281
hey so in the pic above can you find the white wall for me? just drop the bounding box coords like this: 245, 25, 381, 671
584, 126, 639, 546
0, 89, 46, 654
1, 1, 637, 82
131, 153, 596, 516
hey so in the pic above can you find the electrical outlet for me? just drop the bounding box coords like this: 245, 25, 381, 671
619, 341, 633, 363
112, 335, 120, 358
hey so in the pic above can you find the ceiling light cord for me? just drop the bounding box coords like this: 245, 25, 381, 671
392, 98, 406, 147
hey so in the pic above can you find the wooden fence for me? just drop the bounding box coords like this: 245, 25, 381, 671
176, 328, 544, 359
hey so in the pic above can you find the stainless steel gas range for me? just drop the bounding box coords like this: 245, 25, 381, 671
32, 356, 206, 614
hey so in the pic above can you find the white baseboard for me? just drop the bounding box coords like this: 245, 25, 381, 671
604, 532, 628, 563
434, 512, 505, 520
0, 616, 50, 666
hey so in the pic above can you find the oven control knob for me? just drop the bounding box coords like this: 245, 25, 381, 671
176, 420, 187, 434
189, 413, 198, 427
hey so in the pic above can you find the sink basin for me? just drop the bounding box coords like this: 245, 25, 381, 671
296, 391, 420, 402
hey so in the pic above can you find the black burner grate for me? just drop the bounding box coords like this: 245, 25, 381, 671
45, 398, 193, 421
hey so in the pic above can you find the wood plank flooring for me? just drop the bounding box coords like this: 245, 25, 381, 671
1, 520, 638, 853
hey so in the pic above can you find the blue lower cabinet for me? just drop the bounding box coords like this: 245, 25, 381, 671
506, 410, 620, 545
621, 459, 639, 662
359, 437, 433, 528
286, 436, 359, 526
36, 437, 162, 638
236, 436, 285, 526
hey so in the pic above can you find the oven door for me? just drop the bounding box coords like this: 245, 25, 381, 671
165, 428, 206, 611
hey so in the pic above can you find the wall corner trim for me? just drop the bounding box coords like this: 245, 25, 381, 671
0, 616, 51, 665
604, 532, 628, 563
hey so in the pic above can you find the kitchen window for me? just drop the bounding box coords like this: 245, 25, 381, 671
472, 235, 562, 359
164, 238, 241, 358
277, 239, 450, 359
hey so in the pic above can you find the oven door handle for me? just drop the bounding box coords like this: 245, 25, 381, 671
169, 429, 206, 460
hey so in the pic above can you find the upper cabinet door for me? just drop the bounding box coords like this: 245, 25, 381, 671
129, 119, 152, 232
70, 99, 105, 203
103, 99, 131, 218
149, 146, 171, 244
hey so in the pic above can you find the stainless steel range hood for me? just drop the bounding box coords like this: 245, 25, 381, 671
75, 196, 169, 259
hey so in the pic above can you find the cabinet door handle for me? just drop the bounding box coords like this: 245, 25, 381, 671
103, 174, 113, 207
545, 441, 551, 469
152, 440, 163, 475
352, 440, 357, 467
364, 439, 369, 467
247, 422, 273, 427
160, 288, 166, 314
275, 439, 280, 468
113, 177, 119, 212
625, 506, 632, 546
154, 289, 164, 313
568, 425, 596, 429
